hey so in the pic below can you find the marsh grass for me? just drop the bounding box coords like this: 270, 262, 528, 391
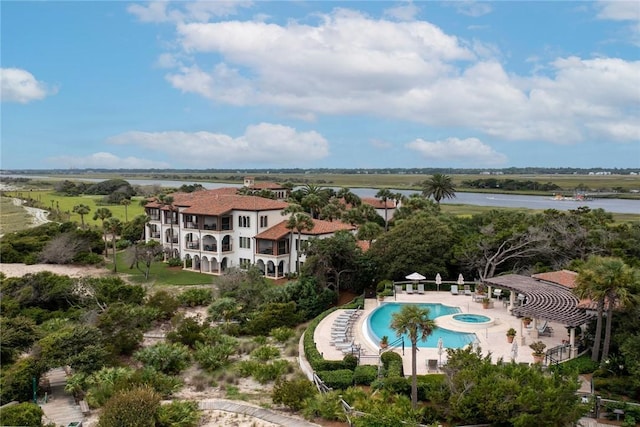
3, 190, 145, 227
0, 197, 32, 234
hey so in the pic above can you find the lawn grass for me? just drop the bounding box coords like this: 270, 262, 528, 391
2, 190, 145, 227
105, 251, 215, 286
0, 197, 32, 235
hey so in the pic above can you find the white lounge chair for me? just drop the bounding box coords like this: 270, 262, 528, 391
493, 288, 503, 300
450, 284, 459, 295
406, 283, 414, 294
417, 283, 425, 294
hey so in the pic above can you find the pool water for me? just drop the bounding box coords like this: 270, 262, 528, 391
452, 314, 491, 323
367, 303, 476, 348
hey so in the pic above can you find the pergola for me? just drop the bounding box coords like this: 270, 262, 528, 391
483, 274, 593, 358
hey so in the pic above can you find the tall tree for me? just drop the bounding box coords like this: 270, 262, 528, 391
390, 304, 436, 409
375, 188, 394, 231
120, 198, 131, 222
93, 207, 113, 255
72, 204, 91, 229
575, 256, 639, 361
286, 212, 314, 275
422, 173, 456, 204
336, 187, 361, 207
104, 217, 122, 273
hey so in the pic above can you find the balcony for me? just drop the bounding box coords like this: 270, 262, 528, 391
150, 232, 160, 239
186, 242, 200, 250
167, 237, 178, 244
203, 245, 217, 252
203, 224, 217, 230
184, 222, 199, 229
221, 245, 232, 252
149, 215, 160, 221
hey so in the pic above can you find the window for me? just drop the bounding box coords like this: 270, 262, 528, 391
238, 215, 250, 228
239, 237, 251, 249
260, 215, 268, 228
239, 258, 251, 269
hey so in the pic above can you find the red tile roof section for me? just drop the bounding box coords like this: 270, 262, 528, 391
255, 218, 355, 241
532, 270, 578, 289
361, 197, 396, 209
144, 188, 289, 214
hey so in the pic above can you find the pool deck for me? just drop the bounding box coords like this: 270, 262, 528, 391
314, 291, 571, 376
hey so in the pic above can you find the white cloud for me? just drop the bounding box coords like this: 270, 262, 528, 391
596, 1, 640, 21
406, 137, 508, 165
106, 123, 330, 167
1, 68, 55, 103
127, 0, 253, 23
141, 7, 638, 147
454, 1, 493, 17
47, 152, 171, 169
384, 2, 420, 21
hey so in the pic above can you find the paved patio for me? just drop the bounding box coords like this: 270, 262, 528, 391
314, 291, 572, 376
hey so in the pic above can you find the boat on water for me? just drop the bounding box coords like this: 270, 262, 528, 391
551, 193, 593, 201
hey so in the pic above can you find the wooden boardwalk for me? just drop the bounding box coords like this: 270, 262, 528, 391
39, 368, 84, 427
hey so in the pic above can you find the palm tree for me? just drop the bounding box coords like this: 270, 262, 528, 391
319, 201, 343, 222
336, 187, 361, 207
72, 204, 91, 229
390, 304, 436, 409
575, 256, 638, 361
104, 217, 122, 272
422, 173, 456, 204
286, 212, 314, 275
375, 188, 393, 231
120, 198, 131, 222
357, 221, 383, 244
93, 207, 113, 255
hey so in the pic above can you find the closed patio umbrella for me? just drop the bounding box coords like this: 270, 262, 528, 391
437, 337, 444, 366
435, 273, 442, 292
510, 341, 518, 362
457, 274, 465, 286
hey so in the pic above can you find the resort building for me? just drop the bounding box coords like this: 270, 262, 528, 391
144, 187, 355, 279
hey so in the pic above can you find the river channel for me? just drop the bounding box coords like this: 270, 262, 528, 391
4, 175, 640, 214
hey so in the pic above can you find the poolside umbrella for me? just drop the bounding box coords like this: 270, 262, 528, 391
457, 274, 465, 286
510, 341, 518, 362
406, 272, 426, 281
435, 273, 442, 292
437, 337, 444, 366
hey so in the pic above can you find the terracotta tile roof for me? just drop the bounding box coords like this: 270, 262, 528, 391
305, 219, 356, 235
255, 218, 355, 241
357, 240, 371, 251
249, 182, 285, 190
532, 270, 578, 289
255, 220, 290, 240
145, 188, 289, 214
361, 197, 396, 209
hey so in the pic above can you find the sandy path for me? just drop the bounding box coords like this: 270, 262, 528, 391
0, 263, 108, 278
11, 197, 51, 226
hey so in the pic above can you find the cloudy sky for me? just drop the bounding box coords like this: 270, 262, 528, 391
2, 1, 639, 170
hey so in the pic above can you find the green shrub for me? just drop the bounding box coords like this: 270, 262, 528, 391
342, 354, 358, 371
381, 351, 404, 377
317, 369, 354, 390
0, 402, 44, 427
417, 374, 448, 402
250, 345, 280, 361
301, 390, 345, 421
177, 288, 213, 307
166, 316, 208, 349
353, 365, 378, 385
378, 376, 410, 395
237, 360, 291, 384
98, 386, 160, 427
272, 377, 317, 411
156, 400, 201, 427
270, 326, 295, 343
146, 291, 179, 320
167, 257, 182, 267
551, 355, 599, 375
0, 356, 44, 404
134, 343, 191, 375
127, 368, 182, 398
193, 340, 236, 372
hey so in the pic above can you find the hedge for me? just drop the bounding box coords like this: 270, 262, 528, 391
316, 369, 354, 390
353, 365, 378, 385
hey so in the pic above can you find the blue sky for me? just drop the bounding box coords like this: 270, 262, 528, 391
2, 1, 639, 170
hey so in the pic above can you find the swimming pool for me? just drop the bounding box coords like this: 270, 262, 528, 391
366, 303, 476, 348
452, 314, 491, 323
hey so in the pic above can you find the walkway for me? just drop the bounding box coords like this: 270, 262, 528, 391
198, 399, 321, 427
39, 368, 84, 427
